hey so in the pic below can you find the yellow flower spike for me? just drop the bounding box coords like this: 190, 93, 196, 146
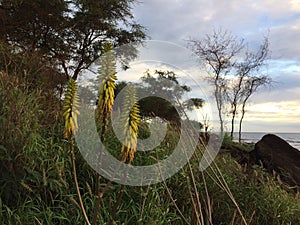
120, 85, 140, 163
63, 78, 80, 138
97, 42, 117, 127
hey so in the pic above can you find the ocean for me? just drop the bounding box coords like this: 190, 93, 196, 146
232, 132, 300, 150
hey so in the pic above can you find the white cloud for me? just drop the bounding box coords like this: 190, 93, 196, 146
226, 100, 300, 132
247, 101, 300, 116
290, 0, 300, 11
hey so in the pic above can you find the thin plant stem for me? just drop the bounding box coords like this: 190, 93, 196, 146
140, 182, 152, 220
199, 145, 248, 225
92, 152, 124, 225
185, 134, 205, 225
201, 171, 213, 225
108, 185, 125, 225
108, 163, 130, 225
70, 135, 91, 225
92, 108, 112, 225
91, 174, 101, 225
157, 149, 190, 225
161, 178, 191, 225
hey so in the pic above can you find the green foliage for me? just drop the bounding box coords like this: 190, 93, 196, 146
0, 71, 70, 214
184, 97, 205, 109
222, 132, 254, 152
0, 0, 146, 80
1, 103, 299, 225
222, 132, 233, 146
0, 41, 67, 92
0, 72, 43, 204
0, 19, 297, 225
139, 96, 181, 123
139, 70, 189, 103
207, 154, 300, 225
136, 70, 205, 124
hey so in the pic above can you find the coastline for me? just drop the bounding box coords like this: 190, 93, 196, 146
224, 133, 300, 189
232, 132, 300, 150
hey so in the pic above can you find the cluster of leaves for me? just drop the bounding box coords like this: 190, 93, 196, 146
134, 70, 204, 125
0, 0, 146, 80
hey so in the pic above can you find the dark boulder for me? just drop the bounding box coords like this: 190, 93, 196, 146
251, 134, 300, 186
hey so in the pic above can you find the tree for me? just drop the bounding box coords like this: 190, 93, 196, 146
135, 70, 204, 126
228, 37, 271, 141
226, 76, 244, 139
237, 75, 271, 142
188, 29, 271, 138
0, 40, 66, 91
183, 98, 205, 110
0, 0, 146, 80
188, 29, 244, 133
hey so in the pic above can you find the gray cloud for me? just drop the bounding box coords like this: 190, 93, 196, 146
134, 0, 300, 57
132, 1, 300, 132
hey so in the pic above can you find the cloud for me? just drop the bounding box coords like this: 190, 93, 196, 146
246, 101, 300, 116
227, 100, 300, 132
134, 0, 300, 57
269, 18, 300, 60
249, 70, 300, 103
130, 1, 300, 132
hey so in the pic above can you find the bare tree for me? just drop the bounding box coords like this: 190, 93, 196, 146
189, 29, 272, 141
238, 75, 272, 142
227, 36, 270, 139
226, 76, 244, 139
202, 113, 211, 142
188, 29, 244, 133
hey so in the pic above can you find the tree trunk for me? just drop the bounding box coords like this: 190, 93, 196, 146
238, 103, 246, 143
230, 103, 237, 139
215, 85, 224, 134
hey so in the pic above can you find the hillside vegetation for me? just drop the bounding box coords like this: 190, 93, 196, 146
0, 72, 299, 224
0, 1, 299, 223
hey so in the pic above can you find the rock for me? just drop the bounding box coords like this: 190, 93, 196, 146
252, 134, 300, 186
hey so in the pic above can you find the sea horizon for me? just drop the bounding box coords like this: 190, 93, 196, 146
232, 132, 300, 150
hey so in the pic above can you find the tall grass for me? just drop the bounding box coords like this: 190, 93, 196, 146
1, 71, 299, 224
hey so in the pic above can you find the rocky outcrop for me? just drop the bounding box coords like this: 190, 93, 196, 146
251, 134, 300, 186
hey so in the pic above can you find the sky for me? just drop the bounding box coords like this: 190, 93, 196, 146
121, 0, 300, 133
